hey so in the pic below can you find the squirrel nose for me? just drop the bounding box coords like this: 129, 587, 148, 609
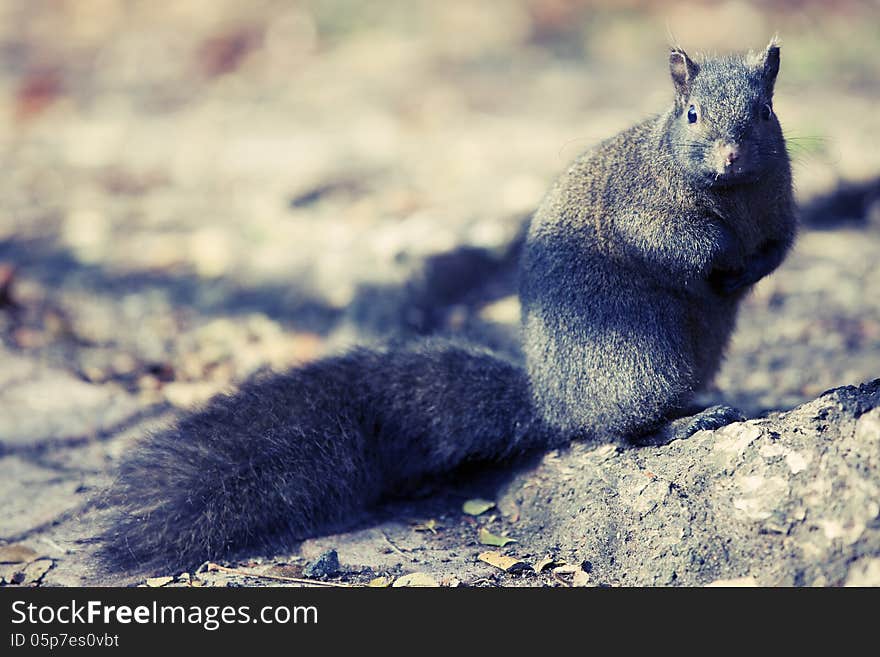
721, 143, 741, 166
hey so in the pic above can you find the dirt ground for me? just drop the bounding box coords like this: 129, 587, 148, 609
1, 0, 879, 587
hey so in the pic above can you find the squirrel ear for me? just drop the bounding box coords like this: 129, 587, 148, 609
669, 48, 699, 98
761, 41, 780, 94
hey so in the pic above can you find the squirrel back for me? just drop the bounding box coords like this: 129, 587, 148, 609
100, 41, 797, 574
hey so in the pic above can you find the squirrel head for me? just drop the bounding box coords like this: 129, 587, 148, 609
664, 39, 785, 188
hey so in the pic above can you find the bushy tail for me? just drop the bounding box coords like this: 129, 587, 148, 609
99, 339, 542, 574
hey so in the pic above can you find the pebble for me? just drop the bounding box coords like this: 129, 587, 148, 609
302, 549, 340, 578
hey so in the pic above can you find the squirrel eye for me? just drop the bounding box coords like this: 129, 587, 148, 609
761, 103, 773, 120
687, 105, 698, 123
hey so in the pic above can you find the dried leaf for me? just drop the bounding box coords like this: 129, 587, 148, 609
0, 544, 39, 564
479, 296, 520, 324
367, 576, 393, 588
479, 551, 531, 573
392, 573, 440, 587
572, 570, 592, 587
535, 555, 560, 573
552, 564, 578, 575
15, 69, 62, 122
478, 528, 517, 547
22, 559, 53, 584
705, 577, 758, 587
1, 564, 13, 583
198, 27, 261, 78
146, 576, 174, 588
163, 381, 225, 409
0, 263, 18, 309
267, 565, 303, 579
462, 498, 496, 516
413, 519, 438, 534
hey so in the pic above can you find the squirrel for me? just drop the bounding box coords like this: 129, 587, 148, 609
100, 41, 796, 574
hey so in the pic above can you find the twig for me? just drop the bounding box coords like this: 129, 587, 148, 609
205, 562, 353, 587
381, 530, 419, 563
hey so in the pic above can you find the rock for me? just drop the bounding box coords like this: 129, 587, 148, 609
302, 549, 340, 578
498, 379, 880, 586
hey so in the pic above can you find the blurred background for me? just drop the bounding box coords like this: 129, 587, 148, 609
0, 0, 879, 438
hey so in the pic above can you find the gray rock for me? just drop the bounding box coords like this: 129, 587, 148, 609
498, 379, 880, 586
302, 549, 340, 579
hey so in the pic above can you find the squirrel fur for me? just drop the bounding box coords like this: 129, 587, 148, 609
100, 41, 797, 574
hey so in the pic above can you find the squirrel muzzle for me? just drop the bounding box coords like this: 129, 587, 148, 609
710, 140, 756, 185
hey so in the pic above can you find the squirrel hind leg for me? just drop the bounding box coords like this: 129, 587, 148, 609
631, 404, 746, 446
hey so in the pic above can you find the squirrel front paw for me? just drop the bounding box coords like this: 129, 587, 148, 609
635, 404, 746, 446
680, 404, 746, 435
709, 239, 785, 295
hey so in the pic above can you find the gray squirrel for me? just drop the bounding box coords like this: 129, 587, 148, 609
100, 40, 796, 574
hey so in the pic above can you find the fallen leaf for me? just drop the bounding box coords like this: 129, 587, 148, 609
392, 573, 440, 587
267, 565, 303, 579
535, 555, 560, 573
163, 381, 225, 409
0, 544, 39, 564
572, 570, 592, 587
479, 296, 520, 324
0, 564, 22, 585
705, 577, 758, 587
552, 565, 579, 575
479, 551, 531, 573
198, 26, 262, 78
0, 264, 18, 308
413, 519, 438, 534
367, 576, 393, 588
146, 576, 174, 588
14, 68, 62, 122
22, 559, 53, 584
478, 528, 517, 547
463, 498, 496, 516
